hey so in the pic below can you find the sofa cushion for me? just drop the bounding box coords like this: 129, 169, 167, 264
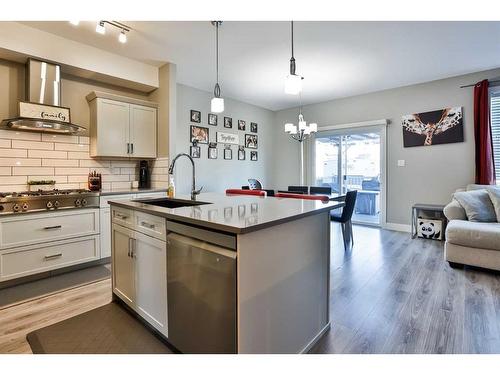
487, 188, 500, 222
446, 220, 500, 251
453, 189, 496, 222
443, 199, 467, 221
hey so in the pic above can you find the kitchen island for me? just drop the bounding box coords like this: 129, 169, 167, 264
109, 192, 342, 354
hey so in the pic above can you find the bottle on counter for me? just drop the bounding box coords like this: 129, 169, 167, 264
167, 175, 175, 198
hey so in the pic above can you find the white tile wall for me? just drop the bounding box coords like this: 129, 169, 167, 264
0, 132, 169, 192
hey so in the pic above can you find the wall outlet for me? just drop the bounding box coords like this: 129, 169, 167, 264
397, 159, 406, 167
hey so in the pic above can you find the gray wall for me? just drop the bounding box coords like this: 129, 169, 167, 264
272, 67, 500, 225
174, 84, 275, 194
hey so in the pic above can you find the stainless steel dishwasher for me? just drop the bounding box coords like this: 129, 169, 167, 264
166, 221, 237, 354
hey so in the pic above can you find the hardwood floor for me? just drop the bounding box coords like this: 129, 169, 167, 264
1, 224, 499, 354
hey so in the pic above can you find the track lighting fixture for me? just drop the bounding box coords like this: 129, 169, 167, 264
69, 21, 131, 44
95, 21, 106, 35
119, 30, 127, 44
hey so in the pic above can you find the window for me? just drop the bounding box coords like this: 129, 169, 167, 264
491, 90, 500, 183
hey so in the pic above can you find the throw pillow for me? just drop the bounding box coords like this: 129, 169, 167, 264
487, 187, 500, 222
453, 189, 497, 222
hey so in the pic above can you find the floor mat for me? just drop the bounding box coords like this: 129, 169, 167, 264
26, 302, 173, 354
0, 264, 111, 309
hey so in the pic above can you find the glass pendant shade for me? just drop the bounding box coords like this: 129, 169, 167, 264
309, 123, 318, 132
285, 74, 302, 95
211, 97, 224, 113
285, 123, 295, 133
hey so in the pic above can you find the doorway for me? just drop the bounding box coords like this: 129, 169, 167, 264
311, 124, 386, 226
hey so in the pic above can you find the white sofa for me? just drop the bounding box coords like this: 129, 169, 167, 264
444, 184, 500, 271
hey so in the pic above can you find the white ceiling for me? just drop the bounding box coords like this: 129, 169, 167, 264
22, 21, 500, 111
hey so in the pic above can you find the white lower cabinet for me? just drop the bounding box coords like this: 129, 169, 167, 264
112, 223, 168, 336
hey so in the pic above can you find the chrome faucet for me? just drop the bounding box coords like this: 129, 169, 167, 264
168, 153, 203, 200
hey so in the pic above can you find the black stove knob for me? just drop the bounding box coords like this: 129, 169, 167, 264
46, 201, 53, 209
75, 199, 81, 207
12, 203, 20, 212
81, 199, 87, 207
22, 203, 29, 211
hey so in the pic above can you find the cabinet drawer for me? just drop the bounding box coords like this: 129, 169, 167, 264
100, 194, 134, 208
0, 235, 100, 281
135, 211, 166, 241
0, 209, 99, 250
111, 207, 134, 228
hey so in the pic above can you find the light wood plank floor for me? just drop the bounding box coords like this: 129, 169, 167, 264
1, 224, 500, 354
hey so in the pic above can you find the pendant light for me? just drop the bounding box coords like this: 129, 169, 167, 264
284, 21, 303, 95
211, 21, 224, 113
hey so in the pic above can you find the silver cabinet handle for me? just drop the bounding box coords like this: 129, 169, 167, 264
141, 221, 155, 229
115, 213, 128, 220
131, 143, 134, 154
43, 225, 62, 230
44, 253, 62, 260
128, 237, 133, 257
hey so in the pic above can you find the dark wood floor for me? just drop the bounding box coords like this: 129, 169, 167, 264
310, 224, 500, 354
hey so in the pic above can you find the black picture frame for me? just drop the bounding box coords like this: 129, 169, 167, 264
250, 122, 258, 133
224, 147, 232, 160
250, 151, 258, 161
238, 119, 246, 131
208, 113, 218, 126
238, 146, 245, 160
190, 110, 201, 123
190, 125, 209, 144
224, 116, 233, 128
245, 134, 258, 149
208, 143, 218, 159
190, 145, 201, 158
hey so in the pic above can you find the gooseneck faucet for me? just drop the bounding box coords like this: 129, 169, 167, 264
168, 153, 203, 200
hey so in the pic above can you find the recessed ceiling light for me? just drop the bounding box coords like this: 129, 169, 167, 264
96, 21, 106, 35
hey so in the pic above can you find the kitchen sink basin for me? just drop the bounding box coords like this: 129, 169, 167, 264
135, 197, 210, 209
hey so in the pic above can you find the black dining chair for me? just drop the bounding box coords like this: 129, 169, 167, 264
288, 185, 309, 194
331, 190, 358, 251
310, 186, 332, 195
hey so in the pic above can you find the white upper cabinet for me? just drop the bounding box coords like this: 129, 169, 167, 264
87, 91, 158, 158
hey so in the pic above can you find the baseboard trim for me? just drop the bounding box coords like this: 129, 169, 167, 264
383, 222, 411, 232
299, 321, 331, 354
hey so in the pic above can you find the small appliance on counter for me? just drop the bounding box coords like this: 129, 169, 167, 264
88, 170, 102, 191
139, 160, 150, 189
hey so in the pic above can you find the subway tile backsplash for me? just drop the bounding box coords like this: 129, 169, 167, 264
0, 131, 168, 192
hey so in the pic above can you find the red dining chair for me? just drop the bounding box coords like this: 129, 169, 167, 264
274, 192, 329, 202
226, 189, 267, 197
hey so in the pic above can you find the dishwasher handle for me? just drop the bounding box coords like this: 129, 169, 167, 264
167, 232, 237, 259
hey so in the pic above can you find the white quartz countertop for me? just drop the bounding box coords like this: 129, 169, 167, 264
109, 192, 343, 234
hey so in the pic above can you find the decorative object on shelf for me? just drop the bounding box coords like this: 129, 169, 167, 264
224, 145, 232, 160
91, 21, 131, 44
238, 146, 245, 160
190, 145, 201, 158
190, 125, 209, 144
210, 21, 224, 113
250, 151, 258, 161
284, 21, 303, 95
208, 142, 218, 159
238, 120, 246, 131
27, 179, 56, 191
250, 122, 258, 133
216, 131, 239, 145
402, 107, 463, 147
208, 113, 218, 126
245, 134, 258, 149
190, 110, 201, 123
284, 98, 318, 185
88, 171, 102, 191
224, 116, 232, 128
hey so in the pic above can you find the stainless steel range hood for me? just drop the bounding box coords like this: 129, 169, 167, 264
0, 59, 85, 134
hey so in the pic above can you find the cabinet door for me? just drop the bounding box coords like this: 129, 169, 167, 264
95, 99, 130, 157
112, 224, 135, 305
134, 231, 167, 335
129, 104, 157, 158
100, 208, 111, 258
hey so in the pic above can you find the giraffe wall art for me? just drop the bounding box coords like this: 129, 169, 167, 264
402, 107, 463, 147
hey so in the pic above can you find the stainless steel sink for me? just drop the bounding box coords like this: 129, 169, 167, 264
135, 197, 210, 209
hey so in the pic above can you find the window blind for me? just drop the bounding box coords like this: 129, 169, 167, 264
491, 94, 500, 183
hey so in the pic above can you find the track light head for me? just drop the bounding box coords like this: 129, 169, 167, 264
119, 30, 127, 43
96, 21, 106, 35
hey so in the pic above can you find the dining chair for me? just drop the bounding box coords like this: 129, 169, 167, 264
310, 186, 332, 195
331, 190, 357, 251
287, 185, 309, 194
248, 179, 263, 190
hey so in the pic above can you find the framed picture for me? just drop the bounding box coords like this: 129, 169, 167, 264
250, 151, 258, 161
208, 143, 218, 159
224, 116, 232, 128
245, 134, 258, 149
238, 146, 245, 160
208, 113, 218, 126
190, 110, 201, 123
224, 147, 232, 160
402, 107, 463, 147
190, 125, 209, 144
250, 122, 258, 133
190, 145, 201, 158
238, 119, 246, 131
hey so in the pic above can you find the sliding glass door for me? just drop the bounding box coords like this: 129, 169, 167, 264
312, 126, 385, 226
